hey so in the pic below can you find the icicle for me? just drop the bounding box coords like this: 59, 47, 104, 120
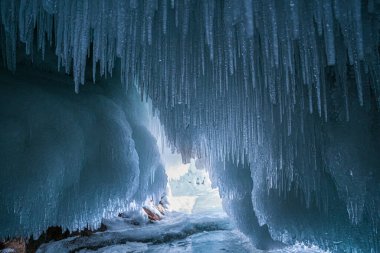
289, 0, 299, 38
244, 0, 254, 38
354, 61, 364, 106
353, 0, 364, 60
1, 0, 17, 71
162, 0, 168, 34
322, 0, 336, 65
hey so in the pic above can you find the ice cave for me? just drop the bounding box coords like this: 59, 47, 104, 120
0, 0, 379, 252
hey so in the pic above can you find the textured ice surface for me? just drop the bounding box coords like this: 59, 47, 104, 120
0, 0, 379, 252
36, 211, 232, 253
37, 211, 328, 253
0, 68, 166, 239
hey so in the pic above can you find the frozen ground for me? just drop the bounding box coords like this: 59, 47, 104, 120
36, 211, 328, 253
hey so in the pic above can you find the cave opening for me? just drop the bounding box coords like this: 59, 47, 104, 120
1, 0, 379, 252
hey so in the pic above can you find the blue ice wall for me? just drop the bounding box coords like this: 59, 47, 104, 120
0, 68, 167, 239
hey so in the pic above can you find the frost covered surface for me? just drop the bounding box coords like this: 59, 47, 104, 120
36, 212, 232, 253
37, 211, 328, 253
0, 0, 379, 252
0, 68, 167, 239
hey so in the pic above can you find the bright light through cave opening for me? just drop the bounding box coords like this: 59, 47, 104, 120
164, 157, 223, 214
146, 105, 223, 214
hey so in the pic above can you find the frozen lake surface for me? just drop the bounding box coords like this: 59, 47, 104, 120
37, 211, 328, 253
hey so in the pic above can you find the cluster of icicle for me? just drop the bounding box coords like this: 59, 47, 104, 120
1, 0, 378, 106
0, 0, 379, 249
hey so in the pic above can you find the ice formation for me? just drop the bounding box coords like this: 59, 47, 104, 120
36, 212, 233, 253
0, 68, 167, 239
0, 0, 379, 252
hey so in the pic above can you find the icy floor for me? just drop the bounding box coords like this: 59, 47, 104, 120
36, 211, 328, 253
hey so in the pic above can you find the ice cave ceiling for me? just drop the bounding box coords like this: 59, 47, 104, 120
0, 0, 379, 252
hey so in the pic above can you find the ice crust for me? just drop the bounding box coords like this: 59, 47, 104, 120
36, 212, 232, 253
37, 211, 328, 253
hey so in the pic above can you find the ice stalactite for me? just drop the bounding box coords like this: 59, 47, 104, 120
0, 0, 378, 109
0, 0, 379, 252
123, 87, 168, 205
